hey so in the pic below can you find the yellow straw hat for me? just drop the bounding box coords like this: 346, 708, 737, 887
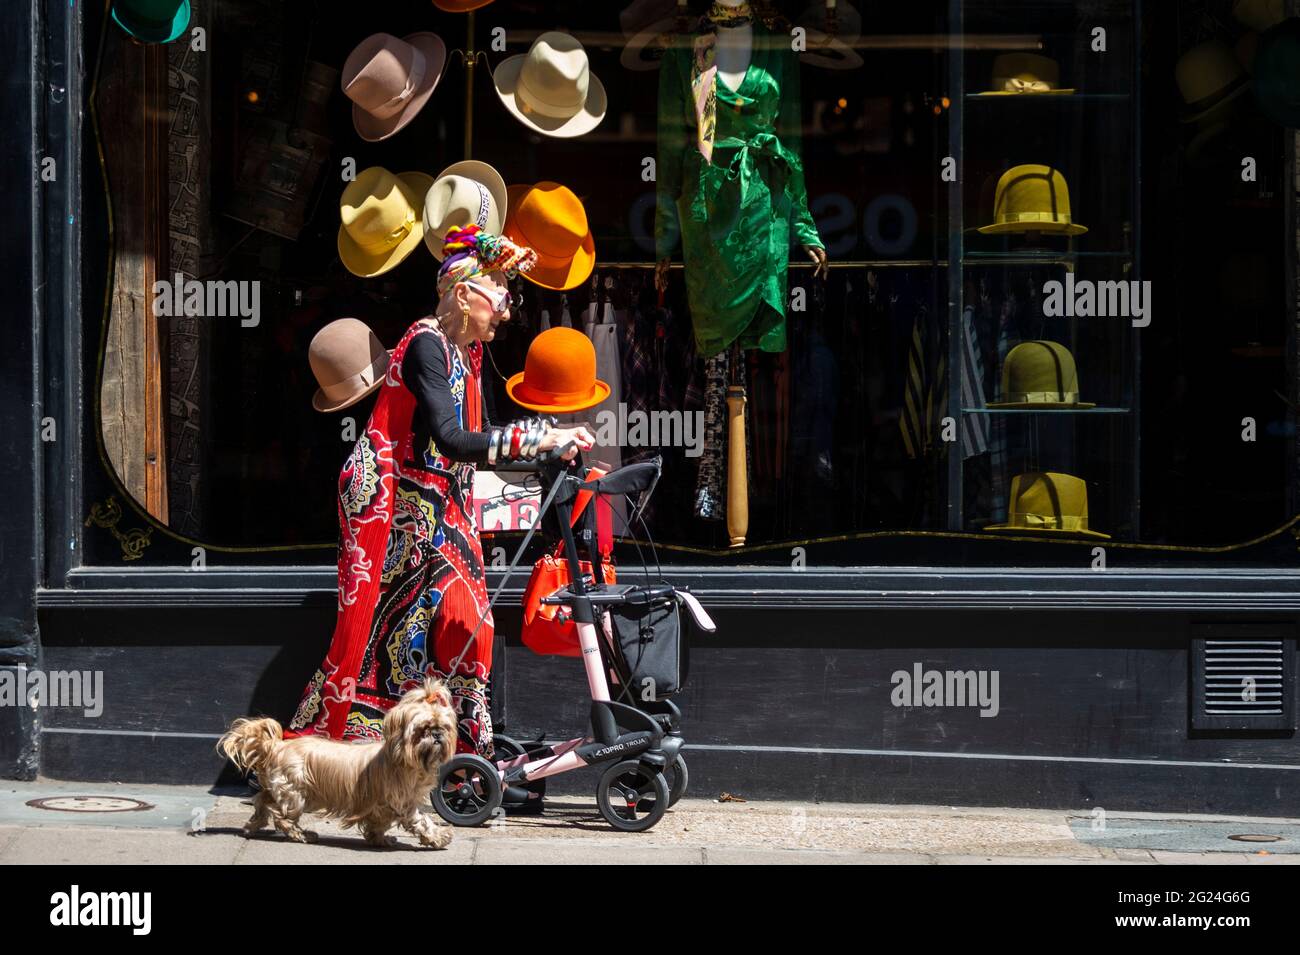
982, 53, 1074, 95
338, 166, 434, 277
984, 472, 1110, 539
977, 164, 1087, 236
987, 341, 1096, 409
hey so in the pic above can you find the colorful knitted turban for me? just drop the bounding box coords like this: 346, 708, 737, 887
436, 224, 538, 298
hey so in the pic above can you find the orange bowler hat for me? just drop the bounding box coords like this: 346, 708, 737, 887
506, 327, 610, 413
503, 182, 596, 291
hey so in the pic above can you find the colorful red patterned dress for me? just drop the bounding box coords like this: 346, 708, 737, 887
284, 318, 495, 756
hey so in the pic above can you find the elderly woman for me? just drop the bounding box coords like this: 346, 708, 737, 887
286, 225, 594, 757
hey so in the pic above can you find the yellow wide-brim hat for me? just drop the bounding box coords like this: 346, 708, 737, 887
986, 340, 1096, 409
984, 471, 1110, 539
977, 164, 1088, 236
337, 169, 434, 278
978, 52, 1075, 95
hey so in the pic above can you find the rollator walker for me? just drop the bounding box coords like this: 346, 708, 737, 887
430, 445, 716, 833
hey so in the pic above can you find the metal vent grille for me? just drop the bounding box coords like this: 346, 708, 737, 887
1202, 640, 1285, 716
1192, 626, 1295, 732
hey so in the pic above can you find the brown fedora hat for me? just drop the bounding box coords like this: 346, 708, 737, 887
341, 32, 447, 142
309, 318, 391, 412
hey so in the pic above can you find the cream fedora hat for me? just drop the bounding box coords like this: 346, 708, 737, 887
493, 31, 607, 138
309, 318, 391, 413
422, 160, 508, 260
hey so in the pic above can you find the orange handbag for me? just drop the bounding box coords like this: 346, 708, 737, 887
520, 468, 614, 657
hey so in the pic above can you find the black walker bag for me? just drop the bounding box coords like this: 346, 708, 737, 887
606, 592, 690, 700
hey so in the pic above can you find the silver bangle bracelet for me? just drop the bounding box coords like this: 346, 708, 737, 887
487, 428, 500, 466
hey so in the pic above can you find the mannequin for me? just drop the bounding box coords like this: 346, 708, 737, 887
655, 0, 828, 546
654, 0, 828, 356
713, 0, 753, 92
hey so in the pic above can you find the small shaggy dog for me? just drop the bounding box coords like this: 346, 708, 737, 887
217, 677, 458, 849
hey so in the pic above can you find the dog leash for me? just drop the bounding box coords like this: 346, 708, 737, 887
447, 463, 570, 677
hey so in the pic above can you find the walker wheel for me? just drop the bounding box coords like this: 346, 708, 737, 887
666, 754, 689, 807
432, 754, 503, 827
596, 760, 669, 833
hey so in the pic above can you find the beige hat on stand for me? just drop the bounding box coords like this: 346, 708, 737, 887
422, 160, 509, 260
341, 32, 447, 142
493, 31, 607, 138
309, 319, 391, 412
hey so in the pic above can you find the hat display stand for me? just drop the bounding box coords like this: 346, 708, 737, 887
941, 0, 1144, 543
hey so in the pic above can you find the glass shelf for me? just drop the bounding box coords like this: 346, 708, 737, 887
965, 92, 1131, 102
962, 407, 1132, 415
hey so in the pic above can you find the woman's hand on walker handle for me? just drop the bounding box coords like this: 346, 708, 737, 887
540, 426, 594, 461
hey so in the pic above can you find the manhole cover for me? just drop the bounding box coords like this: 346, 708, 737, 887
26, 796, 154, 813
1228, 833, 1284, 843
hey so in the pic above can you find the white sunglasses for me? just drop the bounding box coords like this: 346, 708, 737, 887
464, 280, 514, 314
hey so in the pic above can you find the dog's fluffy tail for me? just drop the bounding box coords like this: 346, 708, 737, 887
217, 717, 283, 776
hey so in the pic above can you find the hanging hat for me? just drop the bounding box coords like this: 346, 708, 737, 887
338, 167, 434, 277
795, 1, 864, 71
111, 0, 191, 44
620, 0, 681, 72
503, 182, 596, 291
1234, 0, 1287, 32
493, 31, 608, 138
309, 319, 391, 413
983, 472, 1110, 539
1253, 18, 1300, 128
434, 0, 496, 10
1175, 40, 1250, 124
422, 161, 509, 260
986, 341, 1096, 409
977, 164, 1088, 236
341, 32, 447, 142
980, 53, 1074, 95
506, 327, 611, 414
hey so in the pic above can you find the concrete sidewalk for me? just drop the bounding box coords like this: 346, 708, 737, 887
1, 778, 1297, 864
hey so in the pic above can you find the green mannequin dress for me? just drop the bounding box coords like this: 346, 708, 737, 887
655, 22, 823, 359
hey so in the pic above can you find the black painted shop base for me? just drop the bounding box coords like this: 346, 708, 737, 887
20, 603, 1300, 817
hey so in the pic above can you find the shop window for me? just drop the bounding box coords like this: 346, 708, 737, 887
78, 0, 1299, 568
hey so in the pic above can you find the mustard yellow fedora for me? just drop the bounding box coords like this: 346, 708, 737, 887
978, 164, 1087, 236
987, 341, 1096, 409
338, 167, 434, 278
984, 472, 1110, 539
982, 53, 1074, 95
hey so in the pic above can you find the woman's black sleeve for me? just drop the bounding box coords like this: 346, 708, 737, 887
402, 334, 492, 464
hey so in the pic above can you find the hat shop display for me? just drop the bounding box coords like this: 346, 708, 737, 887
979, 52, 1074, 95
794, 1, 864, 71
987, 341, 1096, 410
422, 161, 509, 260
506, 326, 611, 414
493, 30, 608, 138
341, 32, 447, 142
110, 0, 191, 44
983, 472, 1110, 540
503, 181, 596, 291
309, 319, 392, 413
978, 164, 1088, 236
337, 166, 434, 278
